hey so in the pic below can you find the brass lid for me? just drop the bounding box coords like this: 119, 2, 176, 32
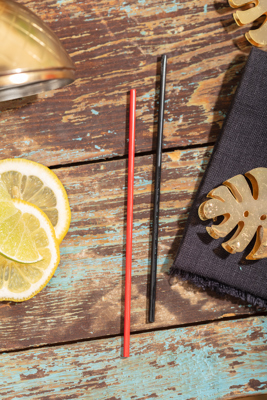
0, 0, 75, 101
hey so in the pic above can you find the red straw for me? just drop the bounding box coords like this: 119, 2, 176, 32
124, 89, 136, 358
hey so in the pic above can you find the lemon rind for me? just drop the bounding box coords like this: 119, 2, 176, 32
0, 158, 71, 243
0, 199, 60, 302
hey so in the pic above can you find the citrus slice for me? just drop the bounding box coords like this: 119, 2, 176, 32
0, 185, 43, 263
0, 199, 60, 301
0, 159, 71, 243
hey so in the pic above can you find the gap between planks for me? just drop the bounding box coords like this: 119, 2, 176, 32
49, 141, 216, 170
2, 311, 266, 357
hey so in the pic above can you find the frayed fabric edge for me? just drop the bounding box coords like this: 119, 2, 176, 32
169, 267, 267, 309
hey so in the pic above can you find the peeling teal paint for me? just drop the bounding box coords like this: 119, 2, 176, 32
165, 0, 183, 13
166, 5, 178, 13
108, 7, 116, 16
120, 4, 138, 17
121, 4, 132, 14
91, 109, 99, 115
15, 148, 86, 160
0, 318, 266, 399
21, 368, 38, 376
139, 92, 152, 101
204, 4, 208, 13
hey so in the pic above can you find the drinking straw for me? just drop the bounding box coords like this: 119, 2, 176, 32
149, 55, 167, 323
124, 89, 136, 357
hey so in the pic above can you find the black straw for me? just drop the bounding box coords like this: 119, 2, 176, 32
149, 55, 167, 323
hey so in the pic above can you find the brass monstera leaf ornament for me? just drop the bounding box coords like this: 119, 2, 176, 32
229, 0, 267, 47
199, 168, 267, 260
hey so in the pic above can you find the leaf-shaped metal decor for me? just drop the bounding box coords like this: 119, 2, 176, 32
199, 167, 267, 260
229, 0, 267, 47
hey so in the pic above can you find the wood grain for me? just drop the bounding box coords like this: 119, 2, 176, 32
0, 0, 251, 166
1, 0, 266, 394
0, 316, 266, 399
0, 147, 265, 352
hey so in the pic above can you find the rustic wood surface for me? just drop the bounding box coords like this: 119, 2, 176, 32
0, 317, 266, 399
0, 0, 251, 166
1, 0, 267, 398
0, 148, 265, 353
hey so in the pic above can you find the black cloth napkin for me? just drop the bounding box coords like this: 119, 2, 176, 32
170, 47, 267, 308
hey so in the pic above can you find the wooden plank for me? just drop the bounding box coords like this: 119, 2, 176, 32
0, 147, 265, 352
0, 0, 249, 165
236, 397, 267, 400
0, 317, 266, 399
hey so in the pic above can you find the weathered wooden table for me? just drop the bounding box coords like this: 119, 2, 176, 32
1, 0, 267, 398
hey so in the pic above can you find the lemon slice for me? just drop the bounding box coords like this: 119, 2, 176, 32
0, 186, 42, 263
0, 199, 60, 301
0, 159, 71, 243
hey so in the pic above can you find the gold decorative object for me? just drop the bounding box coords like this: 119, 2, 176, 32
229, 0, 267, 47
0, 0, 75, 101
199, 168, 267, 260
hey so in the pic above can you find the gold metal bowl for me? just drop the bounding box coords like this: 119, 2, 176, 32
0, 0, 75, 101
